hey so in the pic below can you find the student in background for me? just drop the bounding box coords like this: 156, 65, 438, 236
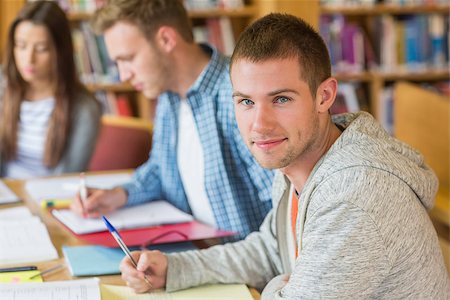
119, 14, 450, 298
0, 1, 101, 179
70, 0, 274, 240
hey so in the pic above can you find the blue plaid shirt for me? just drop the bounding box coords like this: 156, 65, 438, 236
122, 45, 274, 240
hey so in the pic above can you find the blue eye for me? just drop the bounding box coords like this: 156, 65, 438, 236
275, 96, 290, 104
241, 99, 254, 106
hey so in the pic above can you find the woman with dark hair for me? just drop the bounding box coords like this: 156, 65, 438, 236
0, 1, 101, 178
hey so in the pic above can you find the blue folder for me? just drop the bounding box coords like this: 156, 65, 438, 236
63, 242, 197, 277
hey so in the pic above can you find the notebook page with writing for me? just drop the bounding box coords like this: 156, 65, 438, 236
24, 173, 132, 203
0, 217, 58, 265
0, 278, 100, 300
100, 283, 254, 300
0, 180, 19, 204
0, 206, 32, 219
52, 201, 194, 235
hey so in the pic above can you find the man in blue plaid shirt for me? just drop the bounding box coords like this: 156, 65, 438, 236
70, 0, 274, 240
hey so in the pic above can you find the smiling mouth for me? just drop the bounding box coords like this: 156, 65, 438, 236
253, 138, 287, 150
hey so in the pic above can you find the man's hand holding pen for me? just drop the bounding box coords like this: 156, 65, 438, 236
120, 250, 168, 293
70, 186, 128, 218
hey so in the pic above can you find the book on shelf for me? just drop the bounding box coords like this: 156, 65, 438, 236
320, 15, 368, 73
330, 82, 362, 115
193, 17, 235, 56
96, 92, 134, 116
377, 14, 449, 73
379, 86, 394, 135
71, 20, 119, 85
185, 0, 244, 10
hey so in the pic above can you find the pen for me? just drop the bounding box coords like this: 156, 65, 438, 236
40, 199, 72, 209
102, 216, 152, 288
28, 264, 65, 280
79, 172, 87, 215
0, 266, 37, 273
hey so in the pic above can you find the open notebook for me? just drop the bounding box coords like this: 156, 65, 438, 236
24, 173, 132, 203
0, 206, 58, 265
52, 201, 194, 235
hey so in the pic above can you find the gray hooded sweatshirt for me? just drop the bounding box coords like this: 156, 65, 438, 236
166, 112, 450, 299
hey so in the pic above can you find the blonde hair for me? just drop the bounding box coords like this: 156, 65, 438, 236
91, 0, 193, 42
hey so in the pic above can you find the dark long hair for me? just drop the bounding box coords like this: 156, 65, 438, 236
0, 0, 87, 167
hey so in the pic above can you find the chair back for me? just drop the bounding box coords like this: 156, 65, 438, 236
88, 116, 152, 171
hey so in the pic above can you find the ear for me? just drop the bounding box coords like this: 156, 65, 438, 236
155, 26, 177, 53
315, 77, 338, 113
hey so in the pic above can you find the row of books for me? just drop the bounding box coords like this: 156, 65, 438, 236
193, 17, 235, 56
321, 0, 448, 6
320, 15, 367, 73
319, 13, 449, 74
184, 0, 244, 10
56, 0, 244, 13
383, 0, 449, 5
320, 0, 377, 6
72, 21, 119, 85
377, 14, 449, 72
95, 91, 134, 117
55, 0, 105, 13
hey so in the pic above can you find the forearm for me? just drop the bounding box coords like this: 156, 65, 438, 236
165, 213, 282, 292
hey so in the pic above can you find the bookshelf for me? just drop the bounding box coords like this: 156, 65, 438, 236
318, 0, 450, 131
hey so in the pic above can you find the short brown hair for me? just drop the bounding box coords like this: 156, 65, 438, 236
91, 0, 193, 42
231, 13, 331, 96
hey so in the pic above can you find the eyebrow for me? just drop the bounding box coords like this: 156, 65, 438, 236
232, 88, 299, 98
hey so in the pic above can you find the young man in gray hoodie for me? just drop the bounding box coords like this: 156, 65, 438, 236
119, 13, 450, 299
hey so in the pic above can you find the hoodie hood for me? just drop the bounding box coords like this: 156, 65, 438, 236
322, 112, 439, 210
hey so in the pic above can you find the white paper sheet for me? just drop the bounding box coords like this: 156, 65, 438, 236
0, 278, 100, 300
0, 180, 19, 204
24, 173, 132, 203
52, 201, 194, 234
0, 206, 32, 219
0, 216, 58, 265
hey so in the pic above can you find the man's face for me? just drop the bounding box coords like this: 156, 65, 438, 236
104, 21, 170, 99
231, 57, 321, 170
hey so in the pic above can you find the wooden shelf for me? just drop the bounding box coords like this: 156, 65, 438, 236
321, 4, 450, 15
86, 82, 136, 93
334, 70, 450, 82
67, 11, 92, 22
373, 69, 450, 81
188, 6, 256, 18
334, 72, 372, 82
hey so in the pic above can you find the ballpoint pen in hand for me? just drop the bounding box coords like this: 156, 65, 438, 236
79, 172, 87, 215
102, 215, 152, 288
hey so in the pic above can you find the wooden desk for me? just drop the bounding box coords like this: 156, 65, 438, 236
1, 172, 260, 299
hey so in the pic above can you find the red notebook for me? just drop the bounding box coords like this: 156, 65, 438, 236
63, 220, 236, 248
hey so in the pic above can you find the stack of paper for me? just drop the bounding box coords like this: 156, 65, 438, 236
24, 173, 132, 203
0, 278, 100, 300
0, 180, 19, 204
53, 201, 194, 235
0, 206, 58, 265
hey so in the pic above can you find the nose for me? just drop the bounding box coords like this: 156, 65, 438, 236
117, 61, 132, 82
252, 103, 275, 133
24, 47, 35, 64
